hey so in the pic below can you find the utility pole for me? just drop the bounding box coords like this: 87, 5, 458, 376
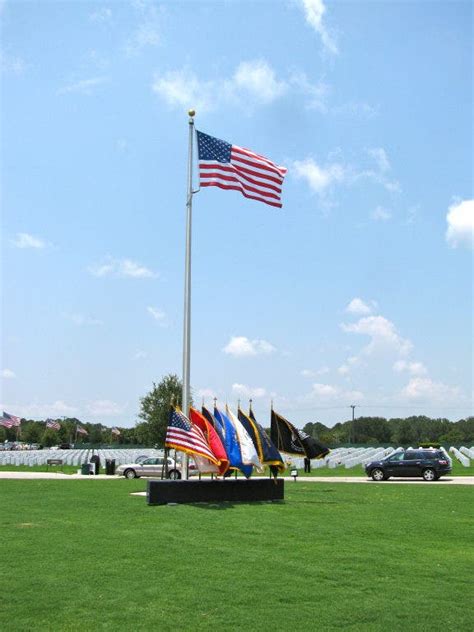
350, 405, 356, 445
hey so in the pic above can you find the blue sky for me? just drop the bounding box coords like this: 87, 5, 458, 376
1, 0, 472, 428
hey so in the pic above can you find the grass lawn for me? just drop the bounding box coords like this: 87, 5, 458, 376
0, 480, 472, 631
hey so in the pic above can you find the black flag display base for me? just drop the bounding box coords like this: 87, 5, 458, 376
147, 478, 284, 505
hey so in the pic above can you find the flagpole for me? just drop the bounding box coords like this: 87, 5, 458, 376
181, 109, 196, 481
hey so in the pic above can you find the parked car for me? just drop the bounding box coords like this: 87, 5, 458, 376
116, 456, 197, 480
365, 449, 452, 481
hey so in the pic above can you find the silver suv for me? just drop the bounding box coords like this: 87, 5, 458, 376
116, 456, 196, 480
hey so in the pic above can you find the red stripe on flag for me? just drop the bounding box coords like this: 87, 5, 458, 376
232, 146, 287, 177
200, 182, 282, 208
200, 172, 281, 201
200, 163, 283, 192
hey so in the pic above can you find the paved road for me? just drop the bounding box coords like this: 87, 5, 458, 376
0, 471, 473, 484
282, 476, 474, 485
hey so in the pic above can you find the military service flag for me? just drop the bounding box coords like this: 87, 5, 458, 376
271, 410, 329, 459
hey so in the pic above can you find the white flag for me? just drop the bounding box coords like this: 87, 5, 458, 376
226, 406, 263, 472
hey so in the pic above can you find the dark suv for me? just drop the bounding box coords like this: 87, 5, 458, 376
365, 449, 451, 482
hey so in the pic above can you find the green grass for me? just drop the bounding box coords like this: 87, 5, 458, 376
0, 480, 472, 631
0, 464, 81, 474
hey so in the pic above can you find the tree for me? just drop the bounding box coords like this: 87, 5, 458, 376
22, 421, 43, 443
138, 374, 187, 447
42, 429, 58, 447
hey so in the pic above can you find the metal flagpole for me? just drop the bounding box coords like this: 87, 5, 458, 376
181, 109, 196, 481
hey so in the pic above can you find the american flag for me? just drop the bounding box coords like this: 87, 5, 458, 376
111, 427, 121, 436
76, 425, 88, 435
165, 409, 218, 464
3, 411, 21, 427
46, 419, 61, 431
196, 130, 287, 208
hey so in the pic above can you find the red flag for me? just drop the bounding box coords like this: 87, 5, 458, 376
189, 407, 229, 475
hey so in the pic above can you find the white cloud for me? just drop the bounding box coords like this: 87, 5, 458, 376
232, 59, 287, 104
124, 3, 162, 56
292, 157, 347, 194
338, 355, 360, 376
401, 377, 460, 402
0, 51, 26, 75
86, 400, 124, 416
58, 77, 108, 95
89, 257, 157, 279
301, 367, 329, 378
293, 147, 401, 198
147, 307, 167, 325
197, 388, 218, 401
134, 350, 148, 360
11, 233, 46, 249
365, 147, 401, 193
120, 259, 156, 278
290, 72, 329, 112
368, 147, 390, 173
10, 400, 78, 419
152, 69, 215, 112
393, 360, 427, 376
346, 298, 373, 315
152, 60, 331, 113
1, 369, 16, 379
446, 199, 473, 249
68, 313, 103, 326
306, 383, 364, 402
311, 383, 339, 397
371, 206, 392, 221
333, 101, 378, 118
89, 8, 112, 22
299, 0, 338, 55
223, 336, 276, 357
341, 315, 412, 356
232, 383, 266, 399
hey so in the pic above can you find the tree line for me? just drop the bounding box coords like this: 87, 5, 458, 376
303, 415, 474, 447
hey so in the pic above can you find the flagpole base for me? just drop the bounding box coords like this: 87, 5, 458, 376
146, 478, 284, 506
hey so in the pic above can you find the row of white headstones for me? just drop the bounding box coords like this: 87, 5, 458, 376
0, 445, 473, 469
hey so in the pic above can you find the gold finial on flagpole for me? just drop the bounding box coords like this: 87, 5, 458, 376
188, 109, 195, 118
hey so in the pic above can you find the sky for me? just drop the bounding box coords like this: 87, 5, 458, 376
1, 0, 472, 429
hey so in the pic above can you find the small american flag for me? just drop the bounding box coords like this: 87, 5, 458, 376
165, 408, 218, 464
76, 425, 88, 435
111, 427, 121, 436
1, 419, 13, 429
46, 419, 61, 431
3, 411, 21, 427
196, 130, 287, 208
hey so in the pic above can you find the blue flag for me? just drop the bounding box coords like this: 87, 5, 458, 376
214, 406, 253, 479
